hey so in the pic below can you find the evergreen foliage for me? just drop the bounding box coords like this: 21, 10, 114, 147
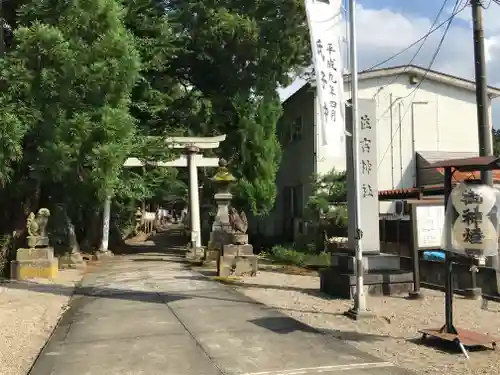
0, 0, 311, 258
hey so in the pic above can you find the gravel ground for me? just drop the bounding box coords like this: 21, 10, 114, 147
0, 269, 82, 375
233, 270, 500, 375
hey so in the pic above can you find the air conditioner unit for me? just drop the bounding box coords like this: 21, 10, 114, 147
393, 200, 409, 216
409, 75, 419, 85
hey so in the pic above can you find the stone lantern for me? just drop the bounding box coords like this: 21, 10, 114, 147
206, 159, 236, 253
210, 159, 236, 237
206, 159, 257, 277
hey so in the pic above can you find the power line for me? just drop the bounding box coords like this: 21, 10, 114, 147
377, 0, 462, 168
363, 1, 468, 72
372, 0, 451, 97
483, 0, 493, 8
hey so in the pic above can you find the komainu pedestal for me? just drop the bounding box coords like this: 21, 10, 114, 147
10, 209, 58, 280
10, 247, 58, 280
218, 243, 257, 278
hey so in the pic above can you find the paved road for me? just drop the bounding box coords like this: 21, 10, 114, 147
29, 238, 415, 375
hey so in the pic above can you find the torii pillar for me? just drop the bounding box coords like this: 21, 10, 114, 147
186, 145, 201, 248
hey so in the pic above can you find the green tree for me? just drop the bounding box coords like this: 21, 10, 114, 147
0, 0, 141, 247
0, 0, 312, 257
232, 94, 283, 215
164, 0, 310, 213
306, 168, 348, 229
493, 129, 500, 156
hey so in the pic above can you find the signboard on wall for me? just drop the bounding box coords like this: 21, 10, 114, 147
415, 205, 445, 249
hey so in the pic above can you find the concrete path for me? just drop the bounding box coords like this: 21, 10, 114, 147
29, 236, 415, 375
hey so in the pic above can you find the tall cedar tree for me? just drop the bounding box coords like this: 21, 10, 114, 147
0, 0, 141, 242
165, 0, 310, 215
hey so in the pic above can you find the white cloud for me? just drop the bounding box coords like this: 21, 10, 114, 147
352, 4, 500, 126
454, 1, 500, 34
280, 3, 500, 125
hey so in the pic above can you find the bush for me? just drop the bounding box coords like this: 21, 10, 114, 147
266, 245, 307, 267
0, 234, 14, 278
305, 168, 349, 250
263, 244, 331, 268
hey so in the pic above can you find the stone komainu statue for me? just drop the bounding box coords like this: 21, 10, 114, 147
27, 208, 51, 237
229, 207, 248, 234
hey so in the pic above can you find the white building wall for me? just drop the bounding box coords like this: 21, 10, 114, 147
267, 73, 493, 236
317, 74, 488, 212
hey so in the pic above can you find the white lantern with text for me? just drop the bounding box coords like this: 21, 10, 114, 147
447, 182, 500, 257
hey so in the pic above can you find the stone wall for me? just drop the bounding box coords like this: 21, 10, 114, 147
419, 259, 500, 296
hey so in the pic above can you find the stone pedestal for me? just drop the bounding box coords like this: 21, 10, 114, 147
27, 236, 49, 248
331, 252, 401, 272
219, 254, 258, 278
10, 247, 58, 280
320, 252, 413, 298
217, 244, 258, 277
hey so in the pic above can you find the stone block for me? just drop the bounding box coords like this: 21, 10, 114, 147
330, 252, 401, 273
218, 255, 258, 278
319, 267, 413, 299
230, 233, 248, 245
10, 259, 58, 280
222, 244, 254, 257
27, 236, 49, 248
15, 247, 54, 261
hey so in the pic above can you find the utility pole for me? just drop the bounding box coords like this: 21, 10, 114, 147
472, 0, 493, 185
471, 0, 498, 269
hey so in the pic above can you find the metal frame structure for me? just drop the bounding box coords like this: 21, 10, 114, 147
419, 156, 500, 358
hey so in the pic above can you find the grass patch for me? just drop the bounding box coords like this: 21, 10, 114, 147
261, 245, 331, 268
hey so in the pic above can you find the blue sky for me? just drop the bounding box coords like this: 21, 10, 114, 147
361, 0, 443, 14
355, 0, 500, 126
287, 0, 500, 126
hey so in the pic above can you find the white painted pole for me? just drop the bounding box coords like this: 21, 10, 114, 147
101, 196, 111, 251
349, 0, 367, 314
186, 146, 202, 248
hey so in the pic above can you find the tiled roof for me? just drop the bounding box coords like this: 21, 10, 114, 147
379, 168, 500, 198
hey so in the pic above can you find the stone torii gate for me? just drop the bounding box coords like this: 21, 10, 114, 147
98, 135, 226, 256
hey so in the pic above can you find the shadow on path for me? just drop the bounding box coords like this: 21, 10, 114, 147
3, 227, 407, 350
179, 270, 340, 301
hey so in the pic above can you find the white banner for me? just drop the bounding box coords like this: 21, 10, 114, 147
304, 0, 345, 155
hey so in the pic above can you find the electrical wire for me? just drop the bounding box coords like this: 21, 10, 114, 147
363, 1, 469, 72
377, 0, 462, 168
371, 0, 451, 98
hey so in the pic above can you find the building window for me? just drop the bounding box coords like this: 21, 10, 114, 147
291, 116, 303, 142
280, 116, 303, 146
292, 184, 304, 218
283, 184, 304, 218
281, 125, 291, 146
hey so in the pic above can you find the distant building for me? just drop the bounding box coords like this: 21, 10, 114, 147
258, 65, 500, 241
